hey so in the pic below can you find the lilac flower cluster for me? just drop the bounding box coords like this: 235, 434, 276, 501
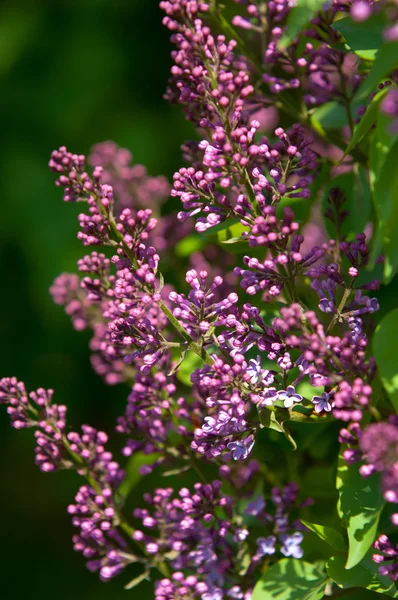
381, 87, 398, 133
0, 378, 68, 472
0, 378, 136, 579
50, 255, 169, 381
47, 146, 176, 377
373, 534, 398, 582
190, 353, 274, 460
2, 0, 398, 595
360, 417, 398, 509
170, 269, 238, 339
162, 0, 318, 234
133, 481, 307, 599
232, 0, 364, 107
347, 0, 398, 41
89, 141, 170, 213
69, 485, 129, 582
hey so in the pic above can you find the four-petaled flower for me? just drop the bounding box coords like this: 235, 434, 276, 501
202, 416, 216, 433
280, 532, 304, 558
227, 437, 254, 460
235, 528, 249, 542
202, 589, 223, 600
277, 386, 303, 408
247, 357, 262, 384
312, 391, 332, 413
260, 387, 278, 407
256, 535, 276, 556
245, 496, 266, 516
247, 356, 275, 387
227, 586, 244, 599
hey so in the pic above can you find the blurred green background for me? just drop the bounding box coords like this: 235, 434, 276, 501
0, 0, 194, 597
1, 2, 395, 598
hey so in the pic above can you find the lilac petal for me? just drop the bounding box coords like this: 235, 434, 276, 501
292, 394, 303, 402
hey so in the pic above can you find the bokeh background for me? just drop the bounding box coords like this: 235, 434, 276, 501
1, 2, 395, 599
0, 1, 194, 597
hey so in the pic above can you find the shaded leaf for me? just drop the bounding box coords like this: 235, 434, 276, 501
344, 87, 389, 156
259, 406, 298, 449
373, 307, 398, 411
332, 14, 387, 61
322, 166, 372, 241
327, 552, 398, 597
277, 194, 314, 225
370, 111, 397, 184
311, 101, 348, 131
371, 138, 398, 282
355, 41, 398, 102
301, 520, 347, 552
252, 559, 327, 600
337, 450, 385, 569
338, 591, 395, 600
279, 0, 326, 49
368, 113, 398, 267
259, 406, 286, 433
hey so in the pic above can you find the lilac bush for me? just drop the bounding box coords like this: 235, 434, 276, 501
2, 0, 398, 597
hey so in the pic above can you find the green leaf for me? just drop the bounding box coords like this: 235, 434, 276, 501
202, 217, 239, 238
252, 559, 327, 600
311, 101, 348, 131
259, 406, 286, 433
176, 350, 204, 387
373, 308, 398, 411
327, 552, 398, 597
355, 40, 398, 102
221, 236, 245, 245
216, 220, 248, 245
371, 138, 398, 283
175, 234, 205, 257
344, 87, 389, 156
337, 451, 385, 569
259, 406, 297, 449
339, 591, 396, 600
117, 452, 161, 499
331, 13, 387, 61
198, 218, 250, 252
370, 111, 397, 184
368, 114, 398, 268
279, 0, 326, 49
322, 166, 372, 241
340, 588, 398, 600
301, 520, 347, 552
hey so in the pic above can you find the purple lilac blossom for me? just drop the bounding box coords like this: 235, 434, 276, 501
312, 392, 333, 413
1, 0, 398, 595
277, 386, 303, 409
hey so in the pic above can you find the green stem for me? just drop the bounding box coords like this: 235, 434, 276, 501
344, 98, 355, 137
166, 399, 210, 485
286, 262, 299, 303
326, 286, 352, 334
158, 301, 214, 366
